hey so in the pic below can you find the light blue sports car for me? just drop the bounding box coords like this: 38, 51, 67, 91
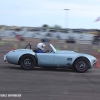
4, 43, 97, 73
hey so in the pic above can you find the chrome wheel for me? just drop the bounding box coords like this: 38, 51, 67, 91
20, 55, 36, 70
74, 58, 90, 73
24, 58, 32, 67
76, 61, 86, 71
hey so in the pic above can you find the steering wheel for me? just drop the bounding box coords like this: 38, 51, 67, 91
45, 49, 49, 53
50, 50, 53, 52
24, 43, 32, 49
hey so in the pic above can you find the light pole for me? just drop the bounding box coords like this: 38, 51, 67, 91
64, 9, 70, 29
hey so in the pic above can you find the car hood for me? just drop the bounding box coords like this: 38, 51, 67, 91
56, 50, 96, 60
56, 50, 75, 53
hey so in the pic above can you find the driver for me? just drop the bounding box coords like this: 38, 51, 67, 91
36, 43, 49, 53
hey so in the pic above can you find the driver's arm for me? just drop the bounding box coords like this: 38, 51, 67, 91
45, 50, 49, 53
44, 44, 50, 53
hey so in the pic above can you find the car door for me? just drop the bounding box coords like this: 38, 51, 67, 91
36, 53, 55, 66
54, 53, 73, 67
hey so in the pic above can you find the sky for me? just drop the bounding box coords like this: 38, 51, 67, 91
0, 0, 100, 29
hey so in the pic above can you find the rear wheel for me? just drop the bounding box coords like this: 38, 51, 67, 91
20, 55, 36, 70
74, 58, 90, 73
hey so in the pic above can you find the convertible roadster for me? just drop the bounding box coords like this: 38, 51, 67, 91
4, 43, 97, 73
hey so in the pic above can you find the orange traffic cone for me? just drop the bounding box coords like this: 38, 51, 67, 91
95, 59, 99, 68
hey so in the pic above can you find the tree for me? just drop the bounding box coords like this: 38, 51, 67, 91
53, 25, 62, 29
42, 24, 49, 28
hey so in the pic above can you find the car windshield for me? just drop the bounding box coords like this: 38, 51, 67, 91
50, 44, 57, 53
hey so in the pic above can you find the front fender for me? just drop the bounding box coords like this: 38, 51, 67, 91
72, 54, 96, 68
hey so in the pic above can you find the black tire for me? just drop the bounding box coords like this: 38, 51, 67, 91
20, 55, 36, 70
74, 58, 90, 73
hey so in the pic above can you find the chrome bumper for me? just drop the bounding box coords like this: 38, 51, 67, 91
4, 55, 7, 62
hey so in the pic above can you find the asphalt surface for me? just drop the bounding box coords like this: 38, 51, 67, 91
0, 40, 100, 100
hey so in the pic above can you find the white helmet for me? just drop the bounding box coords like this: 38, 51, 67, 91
37, 43, 46, 50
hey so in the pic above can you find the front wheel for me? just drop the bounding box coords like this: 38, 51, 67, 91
74, 58, 90, 73
20, 55, 36, 70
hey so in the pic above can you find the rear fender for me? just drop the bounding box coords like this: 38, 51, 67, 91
18, 54, 38, 66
